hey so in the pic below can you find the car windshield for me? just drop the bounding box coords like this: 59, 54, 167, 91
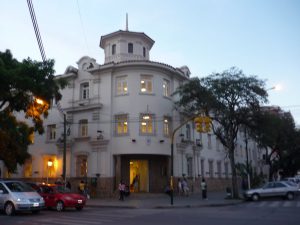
284, 181, 297, 186
55, 185, 71, 193
6, 181, 34, 192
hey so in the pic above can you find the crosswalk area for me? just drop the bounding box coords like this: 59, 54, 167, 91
16, 208, 160, 225
244, 200, 300, 208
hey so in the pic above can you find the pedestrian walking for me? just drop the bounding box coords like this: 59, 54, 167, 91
201, 178, 207, 200
118, 180, 126, 201
182, 178, 189, 196
78, 180, 85, 195
178, 178, 183, 195
66, 181, 71, 190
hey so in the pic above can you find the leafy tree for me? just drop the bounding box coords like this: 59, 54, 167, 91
0, 50, 66, 173
251, 109, 299, 179
174, 67, 268, 198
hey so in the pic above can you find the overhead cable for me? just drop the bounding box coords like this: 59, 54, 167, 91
27, 0, 47, 62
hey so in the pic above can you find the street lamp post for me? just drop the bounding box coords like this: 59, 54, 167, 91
47, 160, 53, 184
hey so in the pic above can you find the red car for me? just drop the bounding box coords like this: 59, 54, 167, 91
37, 184, 86, 212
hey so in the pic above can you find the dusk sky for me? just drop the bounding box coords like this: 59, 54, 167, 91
1, 0, 299, 124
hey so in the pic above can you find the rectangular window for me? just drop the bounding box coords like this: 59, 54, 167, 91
115, 114, 128, 135
47, 124, 56, 141
201, 159, 205, 177
163, 79, 170, 97
116, 76, 128, 95
79, 119, 88, 137
80, 82, 89, 100
216, 137, 220, 151
207, 134, 212, 149
186, 124, 191, 140
163, 117, 171, 137
112, 44, 116, 55
217, 161, 222, 178
143, 47, 146, 57
187, 157, 193, 177
128, 43, 133, 53
140, 75, 153, 94
224, 162, 229, 178
209, 160, 214, 178
140, 114, 154, 135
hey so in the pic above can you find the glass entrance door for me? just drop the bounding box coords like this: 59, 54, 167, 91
129, 160, 149, 192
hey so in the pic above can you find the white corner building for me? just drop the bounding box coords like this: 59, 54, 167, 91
2, 27, 266, 196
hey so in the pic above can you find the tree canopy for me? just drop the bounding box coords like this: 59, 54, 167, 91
251, 109, 300, 179
174, 67, 268, 198
0, 49, 66, 173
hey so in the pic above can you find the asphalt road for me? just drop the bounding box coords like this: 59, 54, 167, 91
1, 200, 300, 225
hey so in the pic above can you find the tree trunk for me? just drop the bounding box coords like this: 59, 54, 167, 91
229, 148, 239, 198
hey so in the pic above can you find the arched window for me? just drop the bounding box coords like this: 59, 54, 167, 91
112, 44, 116, 55
128, 43, 133, 53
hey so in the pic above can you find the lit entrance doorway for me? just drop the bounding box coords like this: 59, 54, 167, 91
129, 160, 149, 192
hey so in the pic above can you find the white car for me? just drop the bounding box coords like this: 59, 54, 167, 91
243, 181, 299, 201
0, 180, 45, 216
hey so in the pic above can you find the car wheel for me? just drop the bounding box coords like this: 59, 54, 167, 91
286, 192, 294, 200
4, 202, 15, 216
56, 201, 64, 212
251, 193, 259, 201
75, 206, 83, 211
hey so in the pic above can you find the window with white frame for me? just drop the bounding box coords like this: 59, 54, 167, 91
163, 79, 170, 97
128, 43, 133, 53
224, 162, 229, 178
201, 159, 205, 177
79, 119, 88, 137
140, 75, 153, 94
140, 114, 154, 135
163, 116, 171, 137
76, 155, 87, 177
47, 124, 56, 141
207, 133, 212, 149
80, 82, 89, 100
217, 161, 222, 178
186, 124, 191, 140
112, 44, 116, 55
115, 114, 128, 135
208, 160, 214, 178
116, 76, 128, 95
216, 137, 220, 151
187, 157, 193, 177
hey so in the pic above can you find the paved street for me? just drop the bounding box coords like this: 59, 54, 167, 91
1, 199, 300, 225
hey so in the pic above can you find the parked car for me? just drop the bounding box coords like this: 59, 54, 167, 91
37, 184, 86, 211
282, 177, 300, 189
244, 181, 299, 201
0, 180, 45, 216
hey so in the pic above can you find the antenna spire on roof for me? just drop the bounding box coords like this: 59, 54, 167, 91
126, 13, 128, 31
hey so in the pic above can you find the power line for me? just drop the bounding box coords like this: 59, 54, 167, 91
76, 0, 90, 54
27, 0, 47, 62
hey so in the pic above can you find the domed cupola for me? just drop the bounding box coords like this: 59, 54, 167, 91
99, 27, 155, 64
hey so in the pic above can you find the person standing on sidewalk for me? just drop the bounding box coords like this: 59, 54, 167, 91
118, 180, 126, 201
201, 178, 207, 200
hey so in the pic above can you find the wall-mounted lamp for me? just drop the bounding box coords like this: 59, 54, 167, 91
159, 140, 164, 143
132, 139, 136, 143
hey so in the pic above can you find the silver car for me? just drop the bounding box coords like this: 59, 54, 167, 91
244, 181, 299, 201
0, 180, 45, 216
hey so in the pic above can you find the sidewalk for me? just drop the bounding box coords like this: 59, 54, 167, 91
86, 191, 244, 209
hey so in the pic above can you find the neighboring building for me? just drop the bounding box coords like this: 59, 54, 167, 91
0, 27, 265, 196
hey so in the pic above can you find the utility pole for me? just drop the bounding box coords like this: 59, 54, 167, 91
63, 114, 67, 183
